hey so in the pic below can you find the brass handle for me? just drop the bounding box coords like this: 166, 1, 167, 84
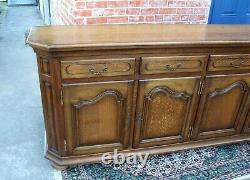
230, 58, 245, 68
165, 64, 182, 71
89, 66, 108, 75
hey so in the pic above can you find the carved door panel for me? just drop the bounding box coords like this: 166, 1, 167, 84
133, 77, 201, 148
63, 81, 134, 155
192, 74, 250, 140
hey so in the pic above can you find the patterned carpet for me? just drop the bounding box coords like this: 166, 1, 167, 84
62, 141, 250, 180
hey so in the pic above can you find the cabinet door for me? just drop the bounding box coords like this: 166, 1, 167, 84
243, 117, 250, 133
192, 74, 250, 140
63, 81, 134, 155
133, 77, 201, 148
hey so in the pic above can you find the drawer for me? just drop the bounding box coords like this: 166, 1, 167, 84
208, 55, 250, 71
140, 56, 206, 75
61, 58, 135, 79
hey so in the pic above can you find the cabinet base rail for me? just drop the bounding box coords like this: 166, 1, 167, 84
46, 134, 250, 170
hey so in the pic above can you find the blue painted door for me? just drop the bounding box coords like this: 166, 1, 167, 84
209, 0, 250, 24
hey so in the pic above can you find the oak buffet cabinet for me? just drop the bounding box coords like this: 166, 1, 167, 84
27, 25, 250, 169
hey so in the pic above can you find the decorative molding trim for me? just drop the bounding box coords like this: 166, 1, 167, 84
209, 81, 248, 98
73, 90, 124, 109
146, 86, 191, 101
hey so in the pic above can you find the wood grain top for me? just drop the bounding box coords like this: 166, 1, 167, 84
27, 24, 250, 51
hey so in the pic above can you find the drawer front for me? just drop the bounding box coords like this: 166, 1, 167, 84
209, 55, 250, 71
61, 58, 135, 79
141, 56, 206, 75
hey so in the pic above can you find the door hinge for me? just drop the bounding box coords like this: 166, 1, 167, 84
60, 89, 64, 105
64, 140, 67, 151
198, 80, 205, 95
137, 112, 143, 125
188, 126, 193, 139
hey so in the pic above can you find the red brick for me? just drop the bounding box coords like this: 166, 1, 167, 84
104, 9, 115, 16
149, 0, 168, 7
193, 8, 206, 14
108, 1, 128, 8
74, 18, 84, 25
145, 15, 155, 21
73, 10, 92, 17
163, 15, 172, 21
159, 8, 176, 14
168, 0, 185, 7
141, 8, 158, 15
181, 15, 189, 21
155, 15, 163, 22
177, 8, 193, 14
93, 8, 125, 16
92, 9, 104, 16
75, 1, 86, 9
115, 9, 126, 15
172, 15, 181, 21
87, 17, 107, 24
129, 0, 148, 7
129, 16, 144, 22
189, 15, 206, 21
186, 1, 202, 7
86, 1, 107, 8
52, 0, 210, 25
107, 16, 128, 23
126, 8, 140, 15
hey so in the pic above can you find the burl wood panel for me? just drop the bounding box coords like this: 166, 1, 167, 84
192, 74, 250, 140
143, 87, 190, 139
63, 81, 134, 155
134, 77, 201, 148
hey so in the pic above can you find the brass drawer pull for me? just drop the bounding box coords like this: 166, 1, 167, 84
89, 66, 108, 75
165, 64, 182, 71
230, 58, 245, 68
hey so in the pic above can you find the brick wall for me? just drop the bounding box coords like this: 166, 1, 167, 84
50, 0, 212, 25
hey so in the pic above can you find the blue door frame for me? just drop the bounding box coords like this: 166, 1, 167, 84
208, 0, 250, 24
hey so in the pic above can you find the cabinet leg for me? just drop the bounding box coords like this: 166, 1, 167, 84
51, 163, 68, 171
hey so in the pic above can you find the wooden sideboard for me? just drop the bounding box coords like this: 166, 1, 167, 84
27, 25, 250, 169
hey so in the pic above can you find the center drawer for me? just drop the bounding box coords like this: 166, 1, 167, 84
61, 58, 135, 79
140, 56, 206, 75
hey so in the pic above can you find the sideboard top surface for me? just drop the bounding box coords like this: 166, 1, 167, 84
27, 24, 250, 51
